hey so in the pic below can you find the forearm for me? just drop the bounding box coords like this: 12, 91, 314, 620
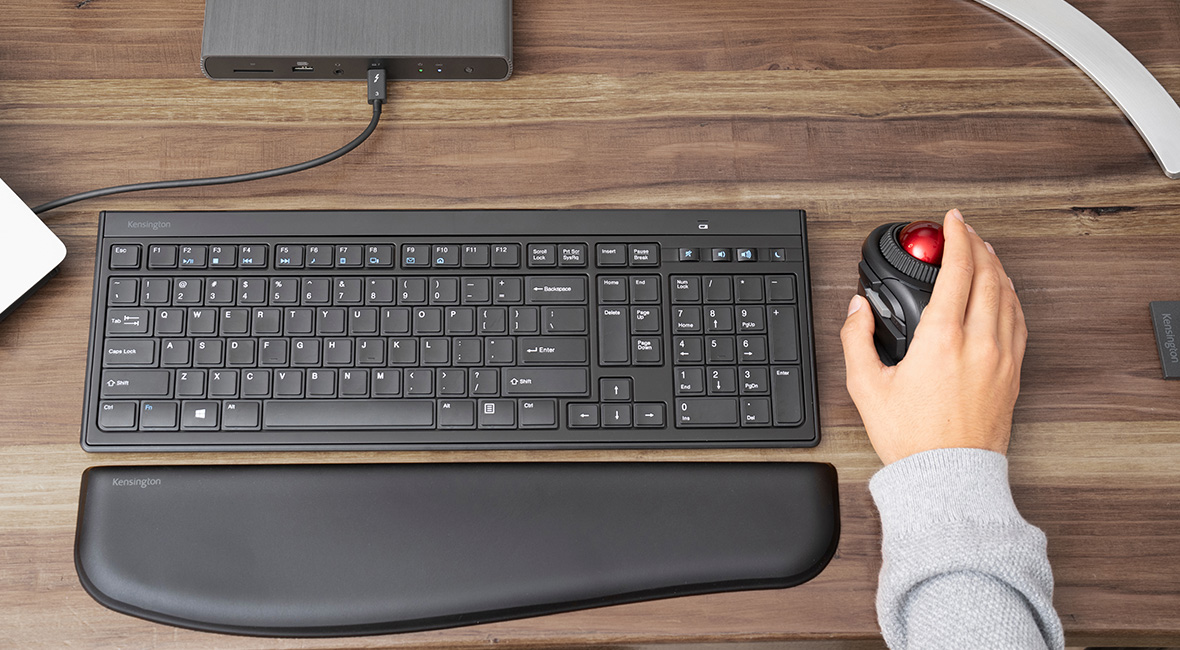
870, 448, 1065, 650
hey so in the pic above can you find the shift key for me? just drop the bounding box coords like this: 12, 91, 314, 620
502, 368, 589, 396
100, 370, 172, 398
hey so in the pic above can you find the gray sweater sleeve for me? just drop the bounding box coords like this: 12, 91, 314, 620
869, 448, 1065, 650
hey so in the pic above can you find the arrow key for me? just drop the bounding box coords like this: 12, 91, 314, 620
634, 402, 665, 427
567, 403, 599, 428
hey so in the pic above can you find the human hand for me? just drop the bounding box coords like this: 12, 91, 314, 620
840, 209, 1028, 465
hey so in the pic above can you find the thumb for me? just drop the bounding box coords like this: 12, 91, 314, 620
840, 294, 886, 395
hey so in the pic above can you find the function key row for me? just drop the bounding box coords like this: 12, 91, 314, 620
113, 243, 664, 271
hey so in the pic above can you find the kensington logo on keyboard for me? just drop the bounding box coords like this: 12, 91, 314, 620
125, 220, 172, 231
111, 477, 162, 488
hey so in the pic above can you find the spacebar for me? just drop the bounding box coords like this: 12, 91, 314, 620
264, 400, 434, 430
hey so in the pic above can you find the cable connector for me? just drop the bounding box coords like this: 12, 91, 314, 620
368, 68, 387, 105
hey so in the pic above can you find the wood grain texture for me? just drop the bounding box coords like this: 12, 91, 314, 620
2, 0, 1180, 647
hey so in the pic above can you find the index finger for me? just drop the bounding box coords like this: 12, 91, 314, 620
924, 209, 976, 325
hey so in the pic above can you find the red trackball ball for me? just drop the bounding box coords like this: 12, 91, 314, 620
897, 220, 945, 265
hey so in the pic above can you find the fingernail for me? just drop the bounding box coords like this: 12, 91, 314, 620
847, 295, 862, 316
1009, 276, 1015, 291
986, 242, 995, 254
948, 209, 964, 222
966, 224, 976, 234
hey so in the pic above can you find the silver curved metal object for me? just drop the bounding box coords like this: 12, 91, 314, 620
973, 0, 1180, 179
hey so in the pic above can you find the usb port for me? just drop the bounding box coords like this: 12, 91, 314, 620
293, 63, 314, 73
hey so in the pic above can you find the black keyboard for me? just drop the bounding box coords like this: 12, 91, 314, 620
82, 210, 818, 451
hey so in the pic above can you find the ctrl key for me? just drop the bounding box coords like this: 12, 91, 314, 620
98, 401, 137, 431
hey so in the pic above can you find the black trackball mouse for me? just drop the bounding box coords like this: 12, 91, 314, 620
857, 220, 944, 365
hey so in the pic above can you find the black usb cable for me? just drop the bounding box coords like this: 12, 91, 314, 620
32, 69, 388, 215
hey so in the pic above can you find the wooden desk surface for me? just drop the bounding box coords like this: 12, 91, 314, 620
2, 0, 1179, 647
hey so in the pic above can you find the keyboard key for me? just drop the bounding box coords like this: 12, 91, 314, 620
518, 337, 588, 365
675, 398, 739, 427
525, 276, 587, 304
209, 370, 239, 398
108, 278, 138, 305
602, 404, 631, 427
141, 278, 171, 305
673, 337, 703, 364
675, 367, 705, 395
110, 244, 141, 269
98, 401, 137, 430
106, 308, 151, 336
735, 276, 764, 302
632, 336, 662, 364
238, 278, 267, 305
736, 248, 756, 262
597, 307, 629, 365
740, 366, 770, 394
147, 245, 177, 269
707, 367, 737, 395
242, 370, 271, 397
337, 244, 363, 267
433, 245, 459, 267
371, 369, 401, 397
629, 244, 659, 266
543, 306, 587, 334
501, 367, 589, 396
491, 244, 520, 267
519, 399, 557, 428
767, 275, 797, 303
601, 378, 632, 401
238, 244, 267, 268
485, 337, 514, 364
306, 245, 333, 267
768, 305, 799, 362
209, 245, 236, 268
181, 401, 219, 430
139, 401, 179, 431
703, 276, 732, 303
671, 276, 700, 303
155, 308, 185, 336
567, 403, 599, 428
598, 277, 628, 303
340, 369, 369, 397
293, 339, 322, 366
771, 366, 803, 426
365, 245, 394, 268
401, 244, 429, 267
276, 244, 304, 268
596, 244, 628, 267
461, 244, 489, 267
478, 399, 515, 428
438, 399, 475, 428
404, 369, 434, 396
630, 276, 660, 303
309, 368, 337, 398
264, 400, 434, 430
633, 402, 665, 427
630, 307, 660, 334
467, 277, 494, 304
493, 276, 521, 304
179, 245, 207, 269
741, 398, 771, 426
527, 244, 556, 267
678, 248, 699, 262
558, 244, 587, 267
102, 339, 155, 367
711, 248, 731, 262
223, 401, 261, 430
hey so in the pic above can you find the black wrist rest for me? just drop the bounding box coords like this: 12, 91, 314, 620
75, 462, 839, 637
